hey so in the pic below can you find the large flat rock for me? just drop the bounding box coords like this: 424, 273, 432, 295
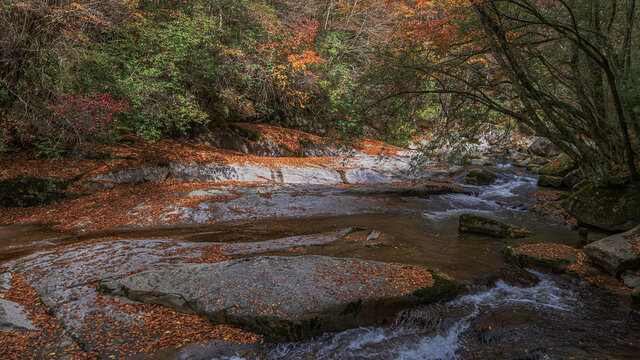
0, 230, 361, 357
101, 256, 457, 341
584, 226, 640, 275
92, 151, 459, 186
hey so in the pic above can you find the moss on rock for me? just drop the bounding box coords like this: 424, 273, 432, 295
0, 176, 75, 207
562, 184, 640, 231
466, 168, 498, 185
537, 175, 564, 188
539, 154, 575, 177
459, 213, 534, 238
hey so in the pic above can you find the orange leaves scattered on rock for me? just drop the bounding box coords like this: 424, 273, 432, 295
511, 243, 581, 260
357, 139, 405, 157
1, 274, 93, 360
530, 189, 564, 202
0, 272, 261, 359
0, 180, 232, 230
183, 245, 230, 264
81, 289, 262, 357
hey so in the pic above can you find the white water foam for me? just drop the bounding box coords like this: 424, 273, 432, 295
422, 171, 537, 221
224, 272, 573, 360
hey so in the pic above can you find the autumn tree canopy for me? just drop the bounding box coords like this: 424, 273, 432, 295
1, 0, 638, 183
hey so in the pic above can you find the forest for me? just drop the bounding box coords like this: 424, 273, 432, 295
2, 0, 638, 183
1, 1, 640, 359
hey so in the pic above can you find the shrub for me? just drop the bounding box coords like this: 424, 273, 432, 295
47, 93, 128, 143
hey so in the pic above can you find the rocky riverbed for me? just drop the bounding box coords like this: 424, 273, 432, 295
2, 131, 640, 359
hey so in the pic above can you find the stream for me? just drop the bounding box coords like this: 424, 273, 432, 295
193, 166, 640, 360
2, 165, 640, 359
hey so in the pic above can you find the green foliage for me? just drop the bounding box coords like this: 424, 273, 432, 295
0, 0, 401, 149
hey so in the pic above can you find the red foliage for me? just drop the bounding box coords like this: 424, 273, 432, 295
47, 93, 129, 141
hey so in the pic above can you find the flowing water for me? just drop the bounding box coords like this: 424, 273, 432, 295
250, 272, 640, 360
3, 165, 640, 359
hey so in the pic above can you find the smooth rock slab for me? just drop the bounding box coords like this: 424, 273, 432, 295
0, 298, 38, 332
584, 226, 640, 275
101, 256, 457, 341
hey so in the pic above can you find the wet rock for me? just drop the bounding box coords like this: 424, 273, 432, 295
563, 184, 640, 231
528, 137, 563, 158
539, 154, 575, 177
465, 168, 498, 185
363, 230, 383, 247
220, 228, 356, 255
0, 298, 39, 332
537, 175, 564, 188
621, 270, 640, 289
101, 256, 457, 341
502, 243, 585, 274
341, 182, 472, 198
474, 267, 540, 288
93, 166, 169, 184
0, 176, 74, 207
583, 226, 640, 275
458, 214, 534, 238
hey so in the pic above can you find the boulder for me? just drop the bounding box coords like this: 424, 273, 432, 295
502, 243, 585, 274
583, 226, 640, 275
101, 256, 457, 341
539, 154, 576, 177
537, 175, 564, 188
466, 168, 498, 185
528, 137, 563, 157
458, 214, 534, 238
562, 184, 640, 231
621, 270, 640, 289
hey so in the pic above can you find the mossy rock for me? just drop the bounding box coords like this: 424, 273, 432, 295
459, 213, 534, 238
502, 243, 584, 274
539, 154, 575, 177
562, 184, 640, 231
466, 168, 498, 185
537, 175, 564, 188
0, 176, 74, 207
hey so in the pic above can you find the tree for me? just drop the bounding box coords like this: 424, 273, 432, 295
375, 0, 640, 183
